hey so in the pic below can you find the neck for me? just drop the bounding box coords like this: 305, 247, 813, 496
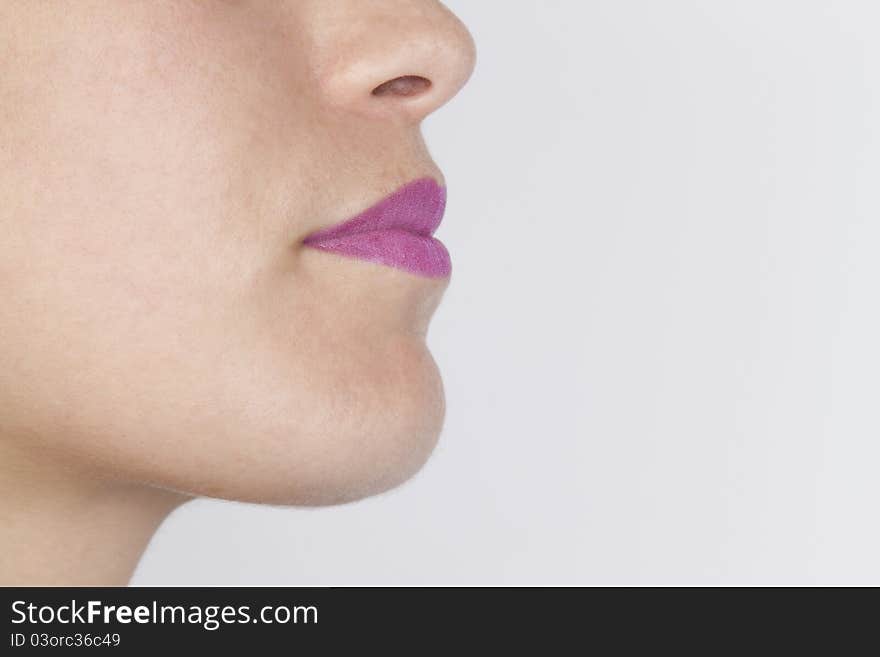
0, 444, 189, 586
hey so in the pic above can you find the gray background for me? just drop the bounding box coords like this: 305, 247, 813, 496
133, 0, 880, 585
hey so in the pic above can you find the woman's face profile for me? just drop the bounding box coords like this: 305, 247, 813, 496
0, 1, 475, 506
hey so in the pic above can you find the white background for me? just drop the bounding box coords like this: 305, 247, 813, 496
134, 1, 880, 585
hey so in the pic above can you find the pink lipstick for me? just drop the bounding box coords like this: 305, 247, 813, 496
302, 178, 450, 278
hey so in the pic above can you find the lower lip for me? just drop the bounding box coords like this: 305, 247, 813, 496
303, 229, 451, 278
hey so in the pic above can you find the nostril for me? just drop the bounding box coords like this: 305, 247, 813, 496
371, 75, 432, 98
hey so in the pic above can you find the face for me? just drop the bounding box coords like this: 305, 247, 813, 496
0, 1, 475, 504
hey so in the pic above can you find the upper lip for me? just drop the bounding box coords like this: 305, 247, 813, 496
302, 177, 447, 244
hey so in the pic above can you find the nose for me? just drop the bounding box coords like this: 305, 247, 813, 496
307, 0, 477, 123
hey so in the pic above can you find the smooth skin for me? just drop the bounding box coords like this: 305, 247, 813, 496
0, 0, 475, 585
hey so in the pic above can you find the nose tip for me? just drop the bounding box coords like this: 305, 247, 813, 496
313, 1, 476, 123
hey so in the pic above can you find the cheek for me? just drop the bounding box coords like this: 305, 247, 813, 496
1, 3, 297, 263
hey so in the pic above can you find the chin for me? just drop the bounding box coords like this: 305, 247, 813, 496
155, 339, 447, 508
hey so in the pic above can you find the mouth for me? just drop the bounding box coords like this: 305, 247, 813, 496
302, 178, 451, 279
